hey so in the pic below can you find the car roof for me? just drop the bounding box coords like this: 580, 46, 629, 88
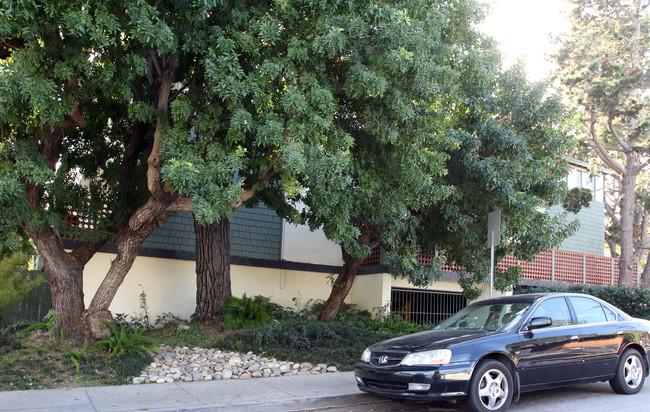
474, 292, 618, 306
472, 293, 552, 305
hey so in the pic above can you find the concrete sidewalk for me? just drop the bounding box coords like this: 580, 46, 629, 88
0, 372, 388, 412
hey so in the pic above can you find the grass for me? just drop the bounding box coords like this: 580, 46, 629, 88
0, 300, 424, 391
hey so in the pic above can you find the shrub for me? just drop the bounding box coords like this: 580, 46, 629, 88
515, 284, 650, 319
365, 313, 424, 334
158, 322, 218, 348
0, 252, 43, 323
213, 304, 405, 371
92, 321, 159, 358
223, 294, 271, 329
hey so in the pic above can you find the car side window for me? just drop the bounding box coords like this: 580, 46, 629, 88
531, 297, 572, 327
603, 306, 618, 321
569, 297, 608, 324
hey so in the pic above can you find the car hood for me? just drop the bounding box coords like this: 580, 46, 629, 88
369, 329, 491, 352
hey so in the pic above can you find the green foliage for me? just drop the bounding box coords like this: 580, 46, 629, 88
0, 346, 151, 390
214, 308, 402, 371
223, 294, 271, 330
155, 322, 219, 349
412, 65, 576, 298
0, 323, 23, 350
113, 313, 149, 336
65, 339, 91, 374
92, 321, 158, 358
18, 309, 63, 345
516, 285, 650, 320
42, 309, 62, 341
563, 187, 593, 213
553, 0, 650, 283
0, 252, 43, 319
365, 310, 425, 335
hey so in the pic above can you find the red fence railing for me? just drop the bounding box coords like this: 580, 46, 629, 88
362, 246, 637, 286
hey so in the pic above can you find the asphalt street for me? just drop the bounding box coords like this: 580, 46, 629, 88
321, 381, 650, 412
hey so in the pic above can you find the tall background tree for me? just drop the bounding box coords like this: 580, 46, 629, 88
299, 0, 576, 319
554, 0, 650, 285
415, 66, 576, 299
298, 0, 468, 321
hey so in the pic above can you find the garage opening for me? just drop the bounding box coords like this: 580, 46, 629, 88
390, 288, 467, 326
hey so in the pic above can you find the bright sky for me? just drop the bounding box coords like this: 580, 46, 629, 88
479, 0, 570, 81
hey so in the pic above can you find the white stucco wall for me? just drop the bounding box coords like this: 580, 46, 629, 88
83, 253, 197, 320
82, 252, 479, 321
83, 252, 345, 321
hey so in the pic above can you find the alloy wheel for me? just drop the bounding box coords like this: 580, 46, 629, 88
477, 368, 509, 410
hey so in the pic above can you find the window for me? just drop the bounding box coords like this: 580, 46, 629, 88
569, 297, 607, 324
565, 167, 603, 202
603, 306, 618, 321
531, 297, 572, 327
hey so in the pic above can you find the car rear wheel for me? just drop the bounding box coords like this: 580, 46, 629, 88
466, 360, 513, 412
610, 348, 645, 394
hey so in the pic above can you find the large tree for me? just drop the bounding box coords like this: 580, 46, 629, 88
297, 0, 468, 321
414, 66, 576, 299
553, 0, 650, 285
0, 0, 360, 337
300, 3, 576, 319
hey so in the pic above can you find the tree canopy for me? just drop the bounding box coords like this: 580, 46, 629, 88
0, 0, 578, 332
292, 1, 576, 317
0, 0, 364, 335
553, 0, 650, 285
414, 67, 576, 299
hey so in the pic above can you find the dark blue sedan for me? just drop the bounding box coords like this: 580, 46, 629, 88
355, 293, 650, 412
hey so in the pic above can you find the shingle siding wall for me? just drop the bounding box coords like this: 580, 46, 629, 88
549, 201, 605, 256
142, 212, 196, 253
230, 206, 282, 260
141, 206, 282, 260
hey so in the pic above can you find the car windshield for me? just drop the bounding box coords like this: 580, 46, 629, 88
434, 301, 532, 332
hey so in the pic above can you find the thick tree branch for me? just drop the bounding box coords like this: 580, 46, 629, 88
588, 117, 625, 175
608, 116, 632, 152
147, 54, 177, 200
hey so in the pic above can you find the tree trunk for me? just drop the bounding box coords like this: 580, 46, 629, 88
318, 246, 364, 322
87, 202, 170, 316
193, 216, 232, 322
46, 259, 85, 339
618, 163, 638, 286
640, 254, 650, 287
25, 227, 90, 338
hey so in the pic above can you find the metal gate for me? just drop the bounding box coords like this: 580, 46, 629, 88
390, 288, 467, 326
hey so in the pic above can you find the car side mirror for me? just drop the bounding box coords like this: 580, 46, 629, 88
526, 316, 552, 331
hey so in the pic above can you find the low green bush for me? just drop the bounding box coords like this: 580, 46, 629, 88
365, 314, 425, 334
92, 321, 159, 358
157, 322, 218, 348
0, 323, 23, 350
223, 294, 271, 329
515, 284, 650, 319
213, 300, 412, 371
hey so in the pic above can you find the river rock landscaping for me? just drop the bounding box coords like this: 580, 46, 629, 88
135, 346, 338, 384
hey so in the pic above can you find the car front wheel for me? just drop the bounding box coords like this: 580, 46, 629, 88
610, 348, 646, 394
466, 360, 513, 412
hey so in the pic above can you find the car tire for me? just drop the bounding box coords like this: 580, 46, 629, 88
610, 348, 646, 394
465, 360, 513, 412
